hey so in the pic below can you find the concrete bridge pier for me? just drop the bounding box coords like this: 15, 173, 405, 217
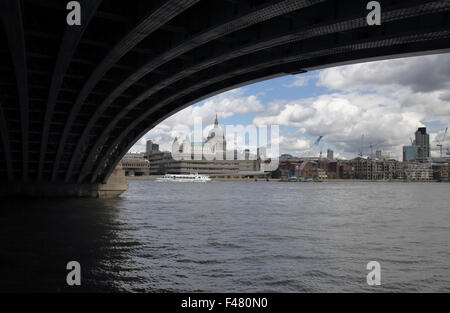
0, 166, 128, 199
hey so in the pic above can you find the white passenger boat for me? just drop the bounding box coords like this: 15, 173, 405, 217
156, 173, 211, 182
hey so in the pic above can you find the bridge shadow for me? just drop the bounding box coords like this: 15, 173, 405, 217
0, 197, 133, 292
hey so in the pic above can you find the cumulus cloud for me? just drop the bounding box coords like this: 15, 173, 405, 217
277, 135, 311, 156
130, 88, 264, 152
253, 93, 422, 159
317, 54, 450, 124
283, 74, 316, 88
317, 54, 450, 93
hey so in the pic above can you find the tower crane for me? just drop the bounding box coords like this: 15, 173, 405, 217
368, 140, 386, 158
359, 140, 386, 158
315, 136, 324, 158
436, 127, 448, 158
287, 136, 324, 179
297, 136, 323, 178
358, 134, 365, 157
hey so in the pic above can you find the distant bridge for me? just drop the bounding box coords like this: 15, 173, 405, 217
1, 0, 450, 197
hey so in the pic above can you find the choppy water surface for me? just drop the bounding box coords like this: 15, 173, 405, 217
1, 181, 450, 292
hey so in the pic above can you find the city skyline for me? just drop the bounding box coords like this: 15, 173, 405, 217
130, 53, 450, 161
129, 126, 437, 164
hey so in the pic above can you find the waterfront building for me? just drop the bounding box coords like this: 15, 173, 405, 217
351, 157, 399, 180
279, 156, 356, 180
147, 154, 258, 176
325, 161, 340, 179
403, 145, 418, 162
122, 152, 150, 176
279, 157, 300, 178
278, 157, 328, 180
317, 168, 328, 180
339, 162, 356, 179
432, 163, 450, 181
145, 116, 260, 176
300, 162, 316, 179
397, 162, 433, 181
277, 156, 437, 181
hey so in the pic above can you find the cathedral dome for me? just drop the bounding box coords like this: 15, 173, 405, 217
206, 114, 225, 142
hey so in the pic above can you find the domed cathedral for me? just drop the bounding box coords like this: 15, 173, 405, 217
173, 135, 194, 160
153, 114, 260, 175
175, 114, 227, 160
203, 114, 227, 160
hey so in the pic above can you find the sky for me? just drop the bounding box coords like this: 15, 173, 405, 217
130, 53, 450, 160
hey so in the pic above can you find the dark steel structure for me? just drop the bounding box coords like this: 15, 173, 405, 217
1, 0, 450, 196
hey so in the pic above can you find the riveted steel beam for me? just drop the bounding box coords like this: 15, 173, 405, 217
37, 0, 102, 181
52, 0, 201, 182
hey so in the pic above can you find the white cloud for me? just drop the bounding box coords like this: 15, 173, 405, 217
317, 54, 450, 93
252, 92, 423, 159
317, 54, 450, 124
277, 135, 311, 156
130, 89, 264, 152
283, 74, 316, 88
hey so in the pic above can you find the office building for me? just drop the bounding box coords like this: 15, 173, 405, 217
415, 127, 430, 161
403, 145, 418, 162
398, 162, 433, 181
327, 149, 334, 160
121, 152, 150, 176
146, 140, 159, 156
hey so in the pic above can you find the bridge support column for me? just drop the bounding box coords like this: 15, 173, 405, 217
0, 167, 128, 198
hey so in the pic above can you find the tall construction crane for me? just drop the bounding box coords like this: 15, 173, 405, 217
368, 140, 386, 158
313, 136, 324, 159
314, 135, 324, 157
287, 135, 324, 179
358, 134, 365, 157
297, 136, 323, 178
436, 127, 448, 158
358, 138, 385, 158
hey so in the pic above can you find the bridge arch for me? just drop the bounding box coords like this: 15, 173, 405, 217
0, 0, 450, 196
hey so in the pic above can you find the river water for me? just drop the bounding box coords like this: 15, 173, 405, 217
0, 180, 449, 292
